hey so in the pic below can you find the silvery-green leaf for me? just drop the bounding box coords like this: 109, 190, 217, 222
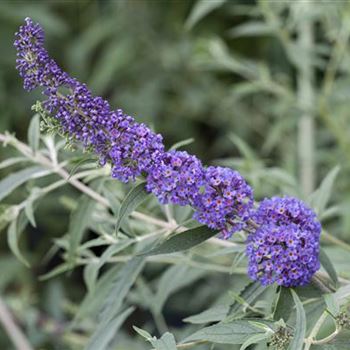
141, 225, 218, 256
183, 305, 229, 324
85, 307, 134, 350
28, 113, 40, 153
185, 0, 226, 29
289, 290, 306, 350
0, 166, 49, 202
7, 219, 29, 267
115, 181, 148, 234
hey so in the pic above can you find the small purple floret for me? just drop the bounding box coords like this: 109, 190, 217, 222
246, 196, 321, 287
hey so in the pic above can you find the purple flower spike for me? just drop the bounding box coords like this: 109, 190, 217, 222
246, 197, 321, 287
14, 17, 255, 239
193, 166, 254, 239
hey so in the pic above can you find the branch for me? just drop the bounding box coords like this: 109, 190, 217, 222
0, 297, 33, 350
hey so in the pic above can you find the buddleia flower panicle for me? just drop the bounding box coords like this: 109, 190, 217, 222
14, 17, 255, 239
246, 196, 321, 287
193, 166, 254, 238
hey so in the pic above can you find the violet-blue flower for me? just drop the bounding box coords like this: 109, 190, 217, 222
14, 17, 255, 239
193, 166, 254, 239
246, 196, 321, 287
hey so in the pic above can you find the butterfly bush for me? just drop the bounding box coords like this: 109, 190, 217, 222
247, 197, 321, 287
14, 17, 322, 287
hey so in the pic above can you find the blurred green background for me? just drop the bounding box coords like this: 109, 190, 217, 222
1, 0, 350, 349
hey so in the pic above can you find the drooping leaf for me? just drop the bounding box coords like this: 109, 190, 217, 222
309, 166, 340, 216
141, 225, 219, 256
169, 138, 195, 150
24, 199, 36, 228
229, 21, 274, 38
183, 319, 274, 345
89, 257, 145, 340
226, 281, 267, 320
7, 218, 29, 267
83, 239, 133, 292
319, 248, 338, 286
183, 305, 230, 324
0, 166, 49, 202
73, 265, 121, 323
133, 326, 154, 341
68, 156, 97, 179
289, 290, 306, 350
68, 180, 103, 263
85, 307, 134, 350
28, 113, 40, 153
324, 293, 340, 317
115, 181, 148, 234
185, 0, 226, 29
152, 265, 205, 314
335, 283, 350, 304
274, 286, 294, 322
240, 333, 269, 350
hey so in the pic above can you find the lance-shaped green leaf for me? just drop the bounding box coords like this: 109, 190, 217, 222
88, 257, 145, 340
85, 307, 134, 350
289, 290, 306, 350
319, 248, 338, 286
182, 319, 274, 345
141, 225, 219, 256
0, 166, 49, 202
226, 281, 267, 320
185, 0, 226, 30
7, 218, 29, 267
115, 181, 148, 234
152, 265, 205, 314
240, 333, 269, 350
183, 305, 230, 324
28, 113, 40, 153
170, 138, 194, 150
309, 166, 340, 216
274, 286, 293, 322
83, 239, 133, 293
68, 196, 97, 263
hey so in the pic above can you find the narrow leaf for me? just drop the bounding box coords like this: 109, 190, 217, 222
7, 219, 29, 267
183, 319, 273, 345
319, 248, 338, 286
85, 307, 134, 350
274, 286, 293, 322
240, 333, 269, 350
141, 225, 219, 256
229, 21, 274, 38
24, 200, 36, 228
133, 326, 154, 341
68, 180, 103, 263
115, 182, 148, 234
324, 293, 340, 317
84, 239, 133, 292
310, 166, 340, 216
153, 265, 205, 314
0, 166, 49, 202
28, 113, 40, 153
89, 257, 145, 339
289, 290, 306, 350
185, 0, 226, 29
68, 156, 97, 179
169, 138, 194, 150
227, 281, 267, 319
183, 305, 229, 324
